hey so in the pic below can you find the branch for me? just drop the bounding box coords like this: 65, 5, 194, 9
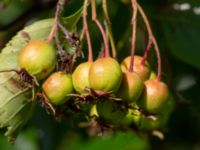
47, 0, 66, 43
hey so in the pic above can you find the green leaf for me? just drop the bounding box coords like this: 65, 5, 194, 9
162, 21, 200, 70
0, 0, 32, 26
0, 7, 82, 142
62, 6, 83, 31
72, 132, 150, 150
0, 53, 35, 142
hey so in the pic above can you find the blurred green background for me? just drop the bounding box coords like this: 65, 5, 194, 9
0, 0, 200, 150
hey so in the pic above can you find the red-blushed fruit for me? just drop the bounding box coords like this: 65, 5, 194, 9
121, 55, 150, 81
139, 93, 175, 130
117, 72, 143, 103
72, 62, 92, 94
138, 79, 169, 113
19, 40, 56, 80
96, 100, 127, 125
42, 71, 73, 105
89, 57, 122, 93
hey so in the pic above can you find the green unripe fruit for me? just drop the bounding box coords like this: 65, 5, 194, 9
89, 57, 122, 93
117, 72, 143, 103
72, 62, 92, 94
90, 105, 99, 117
138, 79, 169, 113
123, 108, 142, 126
19, 40, 56, 80
42, 71, 73, 105
163, 93, 175, 115
149, 71, 157, 80
97, 101, 127, 125
140, 94, 174, 130
121, 56, 150, 81
139, 114, 166, 130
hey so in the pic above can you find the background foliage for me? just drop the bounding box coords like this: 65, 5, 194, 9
0, 0, 200, 150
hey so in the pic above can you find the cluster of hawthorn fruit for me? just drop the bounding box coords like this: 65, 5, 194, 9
17, 39, 174, 132
4, 0, 175, 135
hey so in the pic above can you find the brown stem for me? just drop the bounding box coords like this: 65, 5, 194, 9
129, 0, 137, 72
83, 0, 93, 62
91, 0, 110, 57
102, 0, 117, 59
55, 28, 62, 52
80, 30, 85, 42
47, 0, 66, 43
58, 22, 72, 42
137, 3, 162, 81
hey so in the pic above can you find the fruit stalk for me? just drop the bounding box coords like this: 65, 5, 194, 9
102, 0, 117, 59
91, 0, 110, 57
129, 0, 137, 72
137, 3, 162, 81
82, 0, 93, 62
140, 38, 152, 65
47, 0, 66, 43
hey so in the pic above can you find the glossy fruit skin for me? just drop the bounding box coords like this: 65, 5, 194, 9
139, 93, 175, 130
121, 56, 150, 81
117, 72, 143, 103
42, 71, 73, 105
138, 79, 169, 113
19, 40, 56, 80
72, 62, 92, 94
89, 57, 122, 93
97, 101, 127, 125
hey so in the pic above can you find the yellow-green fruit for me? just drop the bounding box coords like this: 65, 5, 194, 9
140, 93, 175, 130
139, 114, 166, 130
89, 57, 122, 93
117, 72, 143, 102
162, 92, 175, 117
138, 79, 169, 113
97, 101, 127, 125
149, 71, 157, 80
72, 62, 92, 94
42, 71, 73, 105
123, 108, 142, 126
19, 40, 56, 80
121, 56, 150, 81
90, 105, 99, 117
